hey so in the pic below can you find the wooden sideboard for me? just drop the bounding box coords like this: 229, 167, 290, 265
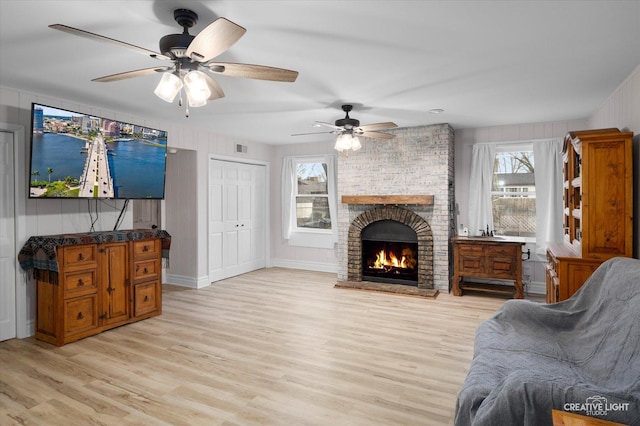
546, 243, 602, 304
452, 237, 525, 298
18, 229, 170, 346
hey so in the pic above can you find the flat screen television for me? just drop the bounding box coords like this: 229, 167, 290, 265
29, 103, 168, 199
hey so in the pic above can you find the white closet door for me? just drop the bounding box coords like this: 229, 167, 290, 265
209, 162, 225, 281
209, 159, 266, 282
0, 131, 16, 341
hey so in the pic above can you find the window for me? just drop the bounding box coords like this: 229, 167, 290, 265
491, 148, 535, 237
282, 155, 338, 248
295, 162, 331, 230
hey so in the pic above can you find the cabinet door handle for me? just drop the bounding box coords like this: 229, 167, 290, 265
143, 245, 149, 252
77, 253, 84, 261
143, 268, 148, 274
77, 279, 84, 287
106, 287, 115, 294
143, 295, 149, 302
77, 312, 84, 320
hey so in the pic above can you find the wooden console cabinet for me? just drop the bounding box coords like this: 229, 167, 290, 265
452, 237, 525, 298
546, 129, 633, 303
19, 229, 169, 346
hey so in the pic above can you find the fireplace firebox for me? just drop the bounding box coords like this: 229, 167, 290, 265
361, 220, 418, 285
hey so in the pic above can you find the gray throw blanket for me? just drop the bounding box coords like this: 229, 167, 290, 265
455, 257, 640, 426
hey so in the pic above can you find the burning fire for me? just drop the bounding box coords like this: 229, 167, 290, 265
373, 249, 410, 269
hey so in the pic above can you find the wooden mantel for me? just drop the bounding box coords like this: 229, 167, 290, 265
341, 195, 434, 205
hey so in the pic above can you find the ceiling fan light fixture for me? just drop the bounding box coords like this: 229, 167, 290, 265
154, 72, 183, 103
334, 133, 361, 152
183, 70, 211, 107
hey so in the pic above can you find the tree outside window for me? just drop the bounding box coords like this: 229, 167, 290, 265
295, 162, 331, 230
491, 151, 535, 237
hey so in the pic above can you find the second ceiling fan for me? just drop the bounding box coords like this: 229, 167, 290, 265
293, 104, 398, 140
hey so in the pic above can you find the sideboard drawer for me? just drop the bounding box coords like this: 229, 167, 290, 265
132, 259, 159, 282
490, 257, 516, 278
133, 281, 160, 317
459, 245, 483, 255
132, 239, 160, 259
460, 256, 483, 273
64, 295, 98, 336
63, 269, 98, 297
62, 245, 97, 269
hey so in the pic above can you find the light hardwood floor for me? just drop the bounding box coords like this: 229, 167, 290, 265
1, 268, 514, 425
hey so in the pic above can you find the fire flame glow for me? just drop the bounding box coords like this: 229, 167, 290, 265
373, 249, 407, 269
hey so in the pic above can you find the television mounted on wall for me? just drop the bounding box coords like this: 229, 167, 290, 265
29, 103, 168, 200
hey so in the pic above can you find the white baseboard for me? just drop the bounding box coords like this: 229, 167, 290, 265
526, 280, 546, 295
164, 273, 211, 289
270, 258, 338, 274
18, 319, 35, 338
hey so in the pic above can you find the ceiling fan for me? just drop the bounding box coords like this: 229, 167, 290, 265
49, 8, 298, 115
293, 104, 397, 139
292, 104, 397, 151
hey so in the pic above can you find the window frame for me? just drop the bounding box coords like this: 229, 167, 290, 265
490, 143, 536, 238
282, 154, 338, 249
292, 160, 333, 234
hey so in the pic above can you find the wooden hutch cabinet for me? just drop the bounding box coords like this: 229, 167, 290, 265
546, 129, 633, 303
19, 229, 170, 346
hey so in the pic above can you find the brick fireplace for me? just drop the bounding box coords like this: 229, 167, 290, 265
336, 124, 455, 295
347, 204, 433, 287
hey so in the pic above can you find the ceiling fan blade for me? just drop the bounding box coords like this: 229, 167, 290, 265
92, 66, 172, 82
49, 24, 171, 60
208, 62, 298, 82
359, 122, 398, 132
186, 18, 246, 63
359, 131, 396, 139
202, 73, 225, 100
314, 121, 342, 130
291, 131, 338, 136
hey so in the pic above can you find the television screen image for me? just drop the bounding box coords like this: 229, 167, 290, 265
29, 103, 168, 199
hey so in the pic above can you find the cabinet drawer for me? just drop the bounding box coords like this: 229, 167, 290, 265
458, 244, 483, 255
64, 295, 98, 336
62, 245, 97, 269
459, 256, 483, 273
132, 239, 159, 259
63, 269, 97, 297
489, 246, 516, 256
489, 257, 516, 278
133, 259, 160, 282
133, 281, 160, 317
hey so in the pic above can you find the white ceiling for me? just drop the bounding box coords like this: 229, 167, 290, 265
1, 1, 639, 146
